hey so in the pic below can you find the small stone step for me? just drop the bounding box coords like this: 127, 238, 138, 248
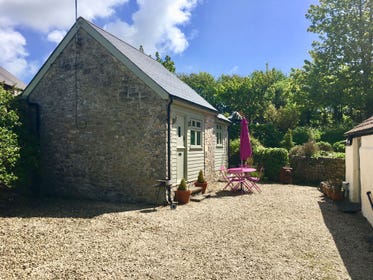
189, 186, 202, 195
190, 194, 205, 202
190, 192, 215, 202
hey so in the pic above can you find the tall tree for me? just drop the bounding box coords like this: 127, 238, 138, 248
178, 72, 219, 109
155, 52, 176, 73
306, 0, 373, 122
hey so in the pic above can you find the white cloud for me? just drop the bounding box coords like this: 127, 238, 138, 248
0, 26, 29, 79
47, 30, 67, 44
0, 0, 129, 81
105, 0, 198, 55
0, 0, 199, 81
0, 0, 128, 32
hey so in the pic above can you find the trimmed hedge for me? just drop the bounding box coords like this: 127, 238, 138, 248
254, 147, 289, 181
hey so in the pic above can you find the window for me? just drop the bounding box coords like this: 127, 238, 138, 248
189, 119, 202, 147
216, 124, 223, 146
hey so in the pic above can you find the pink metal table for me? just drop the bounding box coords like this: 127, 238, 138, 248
225, 167, 256, 192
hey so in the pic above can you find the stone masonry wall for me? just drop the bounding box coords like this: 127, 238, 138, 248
290, 156, 345, 185
204, 114, 216, 182
28, 29, 168, 203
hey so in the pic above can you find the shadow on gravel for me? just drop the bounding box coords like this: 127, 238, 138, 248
318, 196, 373, 280
0, 194, 153, 219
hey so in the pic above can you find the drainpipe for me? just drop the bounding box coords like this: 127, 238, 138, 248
167, 96, 173, 181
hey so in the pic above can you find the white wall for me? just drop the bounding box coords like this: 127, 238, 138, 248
214, 122, 228, 170
170, 104, 205, 185
345, 137, 361, 202
359, 134, 373, 226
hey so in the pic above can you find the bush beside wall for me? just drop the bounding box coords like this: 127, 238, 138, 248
290, 156, 345, 185
255, 148, 289, 181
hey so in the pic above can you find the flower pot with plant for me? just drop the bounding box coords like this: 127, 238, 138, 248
194, 170, 208, 194
174, 178, 191, 204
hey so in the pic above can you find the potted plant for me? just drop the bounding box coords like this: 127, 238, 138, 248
174, 178, 191, 205
330, 179, 344, 201
194, 170, 208, 194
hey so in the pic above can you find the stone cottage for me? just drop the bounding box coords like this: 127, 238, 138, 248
22, 17, 229, 203
345, 116, 373, 226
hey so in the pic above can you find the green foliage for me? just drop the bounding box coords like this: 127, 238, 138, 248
332, 141, 345, 153
289, 141, 319, 158
197, 170, 206, 183
320, 125, 349, 144
0, 86, 20, 186
155, 51, 176, 73
251, 123, 283, 148
305, 0, 373, 122
316, 141, 333, 152
229, 136, 264, 167
179, 72, 220, 110
292, 126, 321, 145
289, 145, 304, 157
178, 178, 187, 191
280, 129, 295, 151
229, 138, 240, 167
254, 148, 289, 181
274, 105, 301, 132
303, 141, 319, 158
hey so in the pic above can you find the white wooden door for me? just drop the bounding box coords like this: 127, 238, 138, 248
176, 115, 186, 183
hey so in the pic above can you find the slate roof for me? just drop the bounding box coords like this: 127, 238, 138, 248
0, 66, 26, 90
345, 115, 373, 138
23, 17, 217, 112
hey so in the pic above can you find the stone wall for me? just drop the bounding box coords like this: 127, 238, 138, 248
28, 29, 168, 203
290, 156, 345, 185
204, 114, 216, 182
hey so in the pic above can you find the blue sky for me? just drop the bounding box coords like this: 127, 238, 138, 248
0, 0, 318, 84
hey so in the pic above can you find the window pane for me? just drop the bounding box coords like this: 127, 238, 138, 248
191, 130, 195, 145
197, 131, 201, 145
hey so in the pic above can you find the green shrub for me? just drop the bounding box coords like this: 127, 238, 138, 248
289, 145, 304, 157
251, 136, 264, 154
317, 141, 333, 151
255, 148, 288, 181
280, 129, 295, 151
229, 138, 240, 166
320, 125, 348, 144
0, 86, 20, 187
303, 141, 319, 158
229, 136, 264, 167
251, 123, 283, 148
292, 126, 321, 145
178, 178, 188, 191
197, 170, 206, 183
333, 141, 345, 153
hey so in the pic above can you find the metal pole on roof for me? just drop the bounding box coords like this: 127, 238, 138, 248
75, 0, 78, 21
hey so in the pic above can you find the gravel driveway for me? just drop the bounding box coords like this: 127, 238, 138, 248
1, 183, 372, 279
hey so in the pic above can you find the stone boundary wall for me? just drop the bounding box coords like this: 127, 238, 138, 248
290, 156, 345, 185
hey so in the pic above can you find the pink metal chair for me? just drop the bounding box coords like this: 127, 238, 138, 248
244, 167, 263, 193
220, 166, 251, 192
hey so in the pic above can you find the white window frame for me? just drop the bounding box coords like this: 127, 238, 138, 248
189, 119, 202, 148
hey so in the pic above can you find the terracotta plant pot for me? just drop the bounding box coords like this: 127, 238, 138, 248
194, 181, 208, 194
331, 189, 344, 201
174, 190, 191, 205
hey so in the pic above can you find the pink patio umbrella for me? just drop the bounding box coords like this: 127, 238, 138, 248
240, 117, 252, 166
